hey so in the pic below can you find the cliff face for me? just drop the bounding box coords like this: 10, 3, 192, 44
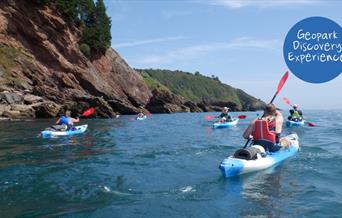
0, 0, 152, 119
0, 0, 266, 120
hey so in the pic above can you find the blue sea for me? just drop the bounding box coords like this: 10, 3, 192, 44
1, 110, 342, 217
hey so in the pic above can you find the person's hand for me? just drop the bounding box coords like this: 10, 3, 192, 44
280, 138, 291, 148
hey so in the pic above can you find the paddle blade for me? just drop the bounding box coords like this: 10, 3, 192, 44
82, 107, 95, 117
237, 115, 247, 119
307, 122, 316, 127
283, 97, 292, 105
276, 71, 289, 94
205, 115, 215, 121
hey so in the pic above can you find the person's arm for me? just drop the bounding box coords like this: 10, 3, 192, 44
275, 110, 283, 144
56, 118, 60, 124
70, 117, 79, 123
275, 110, 283, 134
298, 110, 303, 116
243, 119, 256, 139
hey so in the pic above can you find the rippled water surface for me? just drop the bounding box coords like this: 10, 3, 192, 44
1, 111, 342, 217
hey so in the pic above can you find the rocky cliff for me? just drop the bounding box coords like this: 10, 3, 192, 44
0, 0, 266, 120
0, 0, 152, 119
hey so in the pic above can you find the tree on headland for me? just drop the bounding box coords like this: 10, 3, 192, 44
30, 0, 112, 57
82, 0, 111, 54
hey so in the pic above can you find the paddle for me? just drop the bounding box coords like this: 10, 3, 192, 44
205, 114, 247, 121
283, 97, 316, 127
82, 107, 95, 117
243, 71, 289, 148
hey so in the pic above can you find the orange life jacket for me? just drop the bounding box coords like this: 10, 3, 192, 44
252, 119, 276, 144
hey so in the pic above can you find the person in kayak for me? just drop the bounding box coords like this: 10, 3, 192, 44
137, 111, 145, 118
243, 104, 288, 152
288, 104, 303, 121
218, 107, 233, 122
56, 110, 79, 131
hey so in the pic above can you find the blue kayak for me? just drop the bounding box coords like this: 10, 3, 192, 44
213, 118, 239, 129
286, 120, 305, 127
219, 134, 299, 178
136, 115, 147, 120
41, 124, 88, 138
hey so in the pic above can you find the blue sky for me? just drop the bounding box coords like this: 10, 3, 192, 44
105, 0, 342, 109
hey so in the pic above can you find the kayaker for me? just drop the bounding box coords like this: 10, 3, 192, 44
56, 110, 79, 130
243, 104, 289, 152
137, 112, 145, 118
218, 107, 233, 122
288, 104, 303, 121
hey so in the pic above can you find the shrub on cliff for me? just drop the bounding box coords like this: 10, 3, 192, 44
79, 43, 91, 58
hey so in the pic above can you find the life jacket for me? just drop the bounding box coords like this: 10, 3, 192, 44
58, 116, 70, 125
291, 110, 300, 119
252, 118, 276, 144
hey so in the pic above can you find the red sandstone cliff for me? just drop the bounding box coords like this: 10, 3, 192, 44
0, 0, 152, 119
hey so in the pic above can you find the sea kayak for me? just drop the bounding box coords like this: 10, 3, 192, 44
136, 115, 147, 120
213, 118, 239, 129
41, 124, 88, 138
286, 120, 305, 127
219, 134, 299, 178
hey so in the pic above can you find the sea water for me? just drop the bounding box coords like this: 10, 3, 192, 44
0, 110, 342, 217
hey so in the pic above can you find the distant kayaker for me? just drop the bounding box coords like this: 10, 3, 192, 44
56, 110, 79, 130
137, 112, 145, 118
218, 107, 233, 122
243, 104, 289, 152
288, 104, 303, 121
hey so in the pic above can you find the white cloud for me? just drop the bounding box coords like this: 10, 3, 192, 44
138, 37, 281, 65
112, 36, 185, 48
210, 0, 319, 9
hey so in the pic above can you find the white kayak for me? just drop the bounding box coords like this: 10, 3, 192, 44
213, 118, 239, 129
286, 120, 305, 127
41, 124, 88, 138
136, 115, 147, 120
219, 134, 299, 178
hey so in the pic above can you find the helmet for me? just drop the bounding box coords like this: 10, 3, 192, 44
223, 107, 229, 110
293, 104, 298, 108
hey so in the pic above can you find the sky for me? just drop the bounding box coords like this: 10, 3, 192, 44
104, 0, 342, 109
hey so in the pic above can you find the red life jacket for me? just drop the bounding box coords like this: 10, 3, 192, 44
252, 119, 276, 144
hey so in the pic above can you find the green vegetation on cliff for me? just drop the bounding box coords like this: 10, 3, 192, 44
31, 0, 111, 55
137, 69, 265, 111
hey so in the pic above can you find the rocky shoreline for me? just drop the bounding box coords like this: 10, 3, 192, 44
0, 0, 265, 120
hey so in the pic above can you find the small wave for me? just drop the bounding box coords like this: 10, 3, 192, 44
180, 186, 196, 193
101, 186, 133, 196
